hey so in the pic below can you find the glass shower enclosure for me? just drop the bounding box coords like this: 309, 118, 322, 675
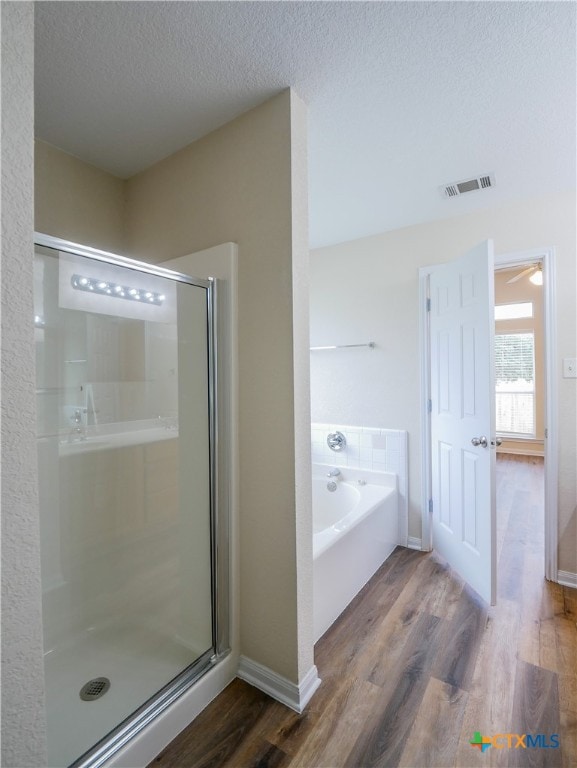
34, 235, 228, 767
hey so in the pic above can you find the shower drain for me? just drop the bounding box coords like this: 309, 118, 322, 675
79, 677, 111, 701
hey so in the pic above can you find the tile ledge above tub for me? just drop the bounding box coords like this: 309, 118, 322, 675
311, 423, 408, 547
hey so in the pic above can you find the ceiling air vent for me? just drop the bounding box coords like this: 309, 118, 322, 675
440, 173, 496, 199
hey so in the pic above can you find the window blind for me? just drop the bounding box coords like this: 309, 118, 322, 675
495, 332, 535, 436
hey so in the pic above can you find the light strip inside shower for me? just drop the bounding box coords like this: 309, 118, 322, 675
71, 274, 165, 305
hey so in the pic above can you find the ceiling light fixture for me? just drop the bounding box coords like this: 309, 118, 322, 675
506, 263, 542, 285
529, 265, 543, 286
71, 275, 165, 305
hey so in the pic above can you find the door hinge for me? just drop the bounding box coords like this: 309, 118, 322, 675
428, 498, 433, 514
545, 428, 548, 438
427, 398, 432, 413
426, 297, 431, 312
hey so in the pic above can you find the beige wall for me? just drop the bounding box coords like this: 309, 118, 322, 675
124, 89, 312, 682
494, 267, 544, 456
310, 190, 576, 573
33, 91, 312, 683
35, 139, 126, 253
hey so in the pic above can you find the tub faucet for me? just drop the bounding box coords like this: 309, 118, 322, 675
69, 408, 86, 442
327, 467, 341, 478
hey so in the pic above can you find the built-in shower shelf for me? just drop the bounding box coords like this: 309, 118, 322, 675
310, 342, 375, 351
57, 421, 178, 456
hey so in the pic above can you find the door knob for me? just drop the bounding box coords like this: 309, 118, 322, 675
471, 436, 488, 447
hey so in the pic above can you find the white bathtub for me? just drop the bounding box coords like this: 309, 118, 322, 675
312, 463, 399, 642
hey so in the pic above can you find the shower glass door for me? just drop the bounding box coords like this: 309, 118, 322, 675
35, 240, 217, 767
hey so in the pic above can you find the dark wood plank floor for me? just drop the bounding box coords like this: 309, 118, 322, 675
149, 455, 576, 767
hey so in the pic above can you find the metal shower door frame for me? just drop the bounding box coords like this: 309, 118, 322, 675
34, 233, 230, 768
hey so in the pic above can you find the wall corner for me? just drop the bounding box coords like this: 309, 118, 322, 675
1, 3, 49, 765
289, 90, 315, 682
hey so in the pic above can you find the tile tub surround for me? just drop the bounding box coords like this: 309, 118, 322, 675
311, 424, 408, 546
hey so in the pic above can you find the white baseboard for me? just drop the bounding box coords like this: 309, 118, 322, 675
558, 570, 577, 589
237, 656, 321, 714
407, 536, 422, 551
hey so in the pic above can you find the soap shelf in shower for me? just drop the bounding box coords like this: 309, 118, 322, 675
309, 342, 375, 351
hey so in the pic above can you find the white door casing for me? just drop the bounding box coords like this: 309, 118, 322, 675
429, 240, 497, 604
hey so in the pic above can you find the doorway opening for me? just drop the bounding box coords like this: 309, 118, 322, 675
494, 248, 558, 585
419, 245, 558, 601
494, 262, 544, 457
494, 261, 546, 590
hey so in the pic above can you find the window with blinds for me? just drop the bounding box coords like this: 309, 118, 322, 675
495, 332, 535, 436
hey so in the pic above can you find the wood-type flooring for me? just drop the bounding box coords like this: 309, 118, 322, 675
149, 455, 576, 767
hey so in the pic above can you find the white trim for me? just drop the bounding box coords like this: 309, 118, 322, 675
495, 248, 558, 582
557, 571, 577, 589
237, 657, 321, 714
418, 267, 433, 552
407, 536, 423, 551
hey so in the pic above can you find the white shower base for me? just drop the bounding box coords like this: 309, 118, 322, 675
44, 622, 204, 767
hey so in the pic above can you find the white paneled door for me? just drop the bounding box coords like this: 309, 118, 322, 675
429, 240, 497, 604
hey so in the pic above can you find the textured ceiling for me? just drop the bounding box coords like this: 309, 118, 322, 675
35, 1, 576, 248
